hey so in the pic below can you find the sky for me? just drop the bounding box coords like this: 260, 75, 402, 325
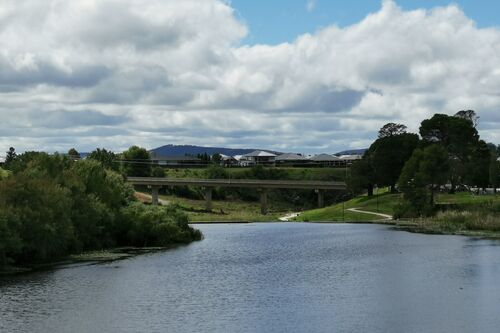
1, 0, 500, 154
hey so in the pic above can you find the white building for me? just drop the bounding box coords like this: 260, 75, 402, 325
239, 150, 277, 166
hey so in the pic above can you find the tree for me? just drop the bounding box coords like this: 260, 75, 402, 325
87, 148, 118, 171
152, 166, 165, 178
5, 147, 16, 168
68, 148, 80, 159
419, 113, 481, 192
348, 155, 375, 196
121, 146, 151, 177
378, 123, 408, 138
397, 145, 449, 217
455, 110, 479, 128
211, 153, 222, 165
368, 123, 419, 193
490, 152, 500, 194
465, 140, 491, 190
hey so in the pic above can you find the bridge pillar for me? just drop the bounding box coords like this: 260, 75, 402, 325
316, 189, 325, 208
204, 187, 213, 211
151, 185, 161, 206
259, 189, 268, 215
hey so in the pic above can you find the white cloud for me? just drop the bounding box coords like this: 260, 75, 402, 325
1, 0, 500, 154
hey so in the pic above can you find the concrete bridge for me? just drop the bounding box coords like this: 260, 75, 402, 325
127, 177, 346, 215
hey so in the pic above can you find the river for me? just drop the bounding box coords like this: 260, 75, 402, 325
1, 223, 500, 333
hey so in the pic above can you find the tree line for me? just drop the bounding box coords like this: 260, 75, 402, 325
0, 150, 201, 269
349, 110, 500, 217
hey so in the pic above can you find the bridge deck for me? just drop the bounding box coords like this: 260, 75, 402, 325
127, 177, 346, 190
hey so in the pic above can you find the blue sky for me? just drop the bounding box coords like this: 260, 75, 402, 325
231, 0, 500, 45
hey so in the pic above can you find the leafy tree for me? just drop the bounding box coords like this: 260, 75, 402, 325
368, 123, 419, 193
211, 153, 222, 164
419, 113, 481, 192
68, 148, 80, 159
4, 147, 16, 168
397, 145, 449, 217
378, 123, 408, 138
455, 110, 479, 128
121, 146, 151, 177
152, 166, 165, 177
465, 140, 491, 190
0, 153, 200, 268
348, 156, 375, 196
87, 148, 118, 171
490, 153, 500, 194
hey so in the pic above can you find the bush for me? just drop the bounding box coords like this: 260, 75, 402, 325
0, 153, 201, 269
118, 203, 202, 246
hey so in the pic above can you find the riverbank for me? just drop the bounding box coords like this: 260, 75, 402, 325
0, 246, 184, 276
296, 191, 500, 239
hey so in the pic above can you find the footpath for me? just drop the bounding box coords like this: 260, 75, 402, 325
346, 208, 393, 221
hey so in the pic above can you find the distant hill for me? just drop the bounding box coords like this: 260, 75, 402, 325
334, 148, 367, 156
150, 145, 271, 157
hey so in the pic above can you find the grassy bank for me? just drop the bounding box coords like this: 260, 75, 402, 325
296, 190, 500, 238
406, 210, 500, 237
296, 190, 400, 222
157, 194, 291, 222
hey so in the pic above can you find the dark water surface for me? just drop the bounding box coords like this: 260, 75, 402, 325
2, 223, 500, 333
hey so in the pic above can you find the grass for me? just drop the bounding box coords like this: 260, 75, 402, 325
296, 191, 500, 223
156, 194, 291, 222
0, 167, 11, 180
296, 190, 401, 222
405, 210, 500, 238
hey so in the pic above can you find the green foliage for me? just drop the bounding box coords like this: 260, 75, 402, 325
68, 148, 80, 159
211, 153, 222, 164
121, 146, 151, 177
87, 148, 119, 171
489, 153, 500, 191
348, 157, 374, 196
396, 145, 449, 217
465, 140, 491, 188
349, 123, 419, 195
369, 131, 419, 192
4, 147, 16, 168
118, 203, 201, 246
205, 165, 229, 179
0, 153, 201, 269
0, 168, 10, 180
0, 175, 75, 262
152, 166, 165, 177
419, 112, 486, 190
378, 123, 408, 138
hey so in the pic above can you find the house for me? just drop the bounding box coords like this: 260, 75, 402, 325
240, 150, 277, 166
219, 154, 238, 167
309, 154, 341, 166
275, 153, 308, 166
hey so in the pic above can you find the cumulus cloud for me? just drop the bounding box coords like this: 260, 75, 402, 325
1, 0, 500, 154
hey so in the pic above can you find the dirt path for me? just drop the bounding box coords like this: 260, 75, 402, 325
347, 208, 392, 220
279, 212, 300, 221
134, 192, 170, 206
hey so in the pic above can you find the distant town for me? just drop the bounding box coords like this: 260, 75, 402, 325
0, 145, 366, 168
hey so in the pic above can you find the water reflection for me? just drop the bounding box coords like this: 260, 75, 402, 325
1, 223, 500, 333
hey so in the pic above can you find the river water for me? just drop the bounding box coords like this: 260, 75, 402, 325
1, 223, 500, 333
